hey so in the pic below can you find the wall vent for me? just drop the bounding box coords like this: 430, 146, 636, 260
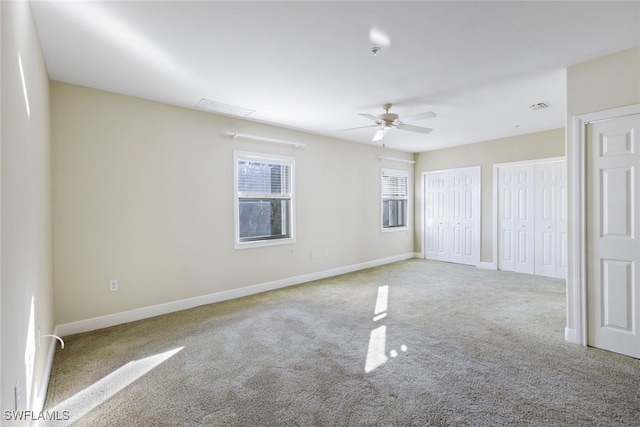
529, 102, 551, 111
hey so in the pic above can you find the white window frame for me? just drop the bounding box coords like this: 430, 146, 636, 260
233, 150, 296, 249
381, 168, 409, 232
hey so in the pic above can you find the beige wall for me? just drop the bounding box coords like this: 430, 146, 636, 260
414, 128, 565, 263
1, 0, 54, 415
565, 45, 640, 333
51, 82, 414, 325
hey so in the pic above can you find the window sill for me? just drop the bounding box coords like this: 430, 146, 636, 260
381, 226, 409, 233
235, 237, 296, 250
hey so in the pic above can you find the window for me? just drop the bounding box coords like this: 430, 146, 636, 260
234, 151, 295, 247
382, 169, 408, 230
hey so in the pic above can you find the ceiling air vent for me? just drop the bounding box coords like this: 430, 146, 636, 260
529, 102, 551, 111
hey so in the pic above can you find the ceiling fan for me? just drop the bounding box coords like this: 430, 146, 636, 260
340, 103, 436, 142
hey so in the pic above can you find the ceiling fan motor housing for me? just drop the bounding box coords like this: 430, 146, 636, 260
380, 113, 399, 127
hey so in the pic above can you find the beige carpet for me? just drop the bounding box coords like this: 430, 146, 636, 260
44, 259, 640, 426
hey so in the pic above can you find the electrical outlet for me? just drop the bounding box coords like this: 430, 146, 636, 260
110, 280, 118, 291
15, 381, 20, 410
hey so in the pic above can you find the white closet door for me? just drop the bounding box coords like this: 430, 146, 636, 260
498, 165, 535, 274
514, 166, 535, 274
458, 169, 480, 266
535, 162, 558, 278
537, 160, 569, 280
499, 160, 566, 278
498, 167, 517, 271
424, 167, 479, 266
425, 173, 449, 262
450, 173, 465, 264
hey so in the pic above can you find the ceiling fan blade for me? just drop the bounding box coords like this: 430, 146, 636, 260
400, 111, 437, 123
372, 128, 388, 142
338, 124, 380, 132
396, 123, 433, 135
360, 113, 382, 122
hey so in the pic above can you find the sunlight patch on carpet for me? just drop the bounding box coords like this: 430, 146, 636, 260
49, 347, 183, 425
365, 285, 408, 373
374, 285, 388, 315
365, 325, 388, 373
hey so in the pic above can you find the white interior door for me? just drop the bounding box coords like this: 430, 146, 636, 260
534, 161, 567, 278
498, 167, 517, 271
498, 160, 565, 278
425, 173, 449, 262
587, 113, 640, 359
535, 162, 558, 277
498, 165, 535, 274
515, 166, 535, 274
461, 171, 480, 266
424, 167, 479, 266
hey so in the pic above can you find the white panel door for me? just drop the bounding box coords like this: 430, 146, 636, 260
587, 113, 640, 359
514, 166, 535, 274
498, 167, 517, 272
535, 162, 559, 278
424, 167, 479, 266
450, 173, 465, 264
499, 160, 566, 278
449, 169, 480, 266
460, 171, 480, 266
499, 165, 535, 273
425, 173, 449, 262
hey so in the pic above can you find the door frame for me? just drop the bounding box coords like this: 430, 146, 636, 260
492, 157, 565, 273
569, 103, 640, 346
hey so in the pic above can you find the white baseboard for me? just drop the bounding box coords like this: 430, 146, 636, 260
56, 253, 416, 337
477, 261, 496, 270
564, 327, 577, 344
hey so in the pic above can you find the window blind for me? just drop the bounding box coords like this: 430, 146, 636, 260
382, 173, 407, 198
237, 161, 291, 195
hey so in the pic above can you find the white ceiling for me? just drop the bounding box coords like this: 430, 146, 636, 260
30, 1, 640, 153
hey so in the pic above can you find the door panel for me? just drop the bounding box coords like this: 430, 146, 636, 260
515, 166, 535, 274
498, 168, 517, 271
535, 162, 558, 278
587, 113, 640, 359
425, 174, 449, 261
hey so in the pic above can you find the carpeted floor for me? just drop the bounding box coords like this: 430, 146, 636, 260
44, 259, 640, 426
